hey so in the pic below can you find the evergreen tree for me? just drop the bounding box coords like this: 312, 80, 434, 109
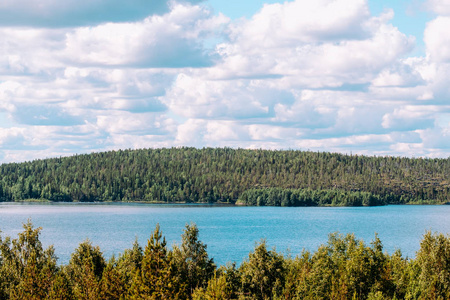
173, 223, 216, 295
67, 240, 106, 299
240, 241, 286, 300
413, 232, 450, 299
1, 147, 448, 205
99, 257, 127, 300
130, 224, 186, 299
47, 269, 74, 300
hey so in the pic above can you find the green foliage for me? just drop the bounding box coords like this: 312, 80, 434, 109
130, 224, 187, 299
239, 187, 387, 206
193, 263, 241, 300
0, 147, 449, 205
67, 239, 106, 299
110, 239, 143, 295
291, 234, 399, 300
192, 272, 231, 300
99, 257, 128, 300
0, 221, 58, 299
3, 222, 450, 299
412, 232, 450, 299
240, 241, 286, 299
173, 223, 216, 295
47, 269, 74, 300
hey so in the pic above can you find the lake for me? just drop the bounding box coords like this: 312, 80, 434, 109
1, 202, 450, 265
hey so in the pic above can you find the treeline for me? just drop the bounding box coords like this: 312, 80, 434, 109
239, 188, 388, 206
0, 147, 449, 205
2, 222, 450, 299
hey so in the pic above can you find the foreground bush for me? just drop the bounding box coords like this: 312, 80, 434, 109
2, 222, 450, 299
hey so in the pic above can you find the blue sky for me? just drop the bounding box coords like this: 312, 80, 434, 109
206, 0, 432, 55
0, 0, 450, 163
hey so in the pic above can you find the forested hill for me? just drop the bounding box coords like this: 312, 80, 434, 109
0, 148, 449, 205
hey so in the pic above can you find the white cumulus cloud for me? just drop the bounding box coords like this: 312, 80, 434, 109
0, 0, 206, 27
2, 0, 450, 162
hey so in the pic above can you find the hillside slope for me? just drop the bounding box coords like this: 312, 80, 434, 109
1, 148, 449, 205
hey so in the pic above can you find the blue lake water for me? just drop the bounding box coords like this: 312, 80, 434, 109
1, 203, 450, 265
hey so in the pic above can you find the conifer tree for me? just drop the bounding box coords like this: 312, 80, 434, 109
413, 232, 450, 299
67, 240, 105, 299
240, 241, 285, 300
130, 224, 186, 299
47, 268, 74, 300
99, 257, 127, 300
172, 223, 216, 295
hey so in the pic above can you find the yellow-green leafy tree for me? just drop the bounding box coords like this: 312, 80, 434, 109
0, 221, 58, 300
240, 240, 286, 300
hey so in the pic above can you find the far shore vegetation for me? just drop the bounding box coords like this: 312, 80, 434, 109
1, 147, 449, 206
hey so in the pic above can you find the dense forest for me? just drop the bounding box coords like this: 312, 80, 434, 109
1, 222, 450, 299
0, 147, 449, 205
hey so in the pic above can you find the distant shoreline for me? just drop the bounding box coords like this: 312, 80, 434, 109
1, 199, 445, 207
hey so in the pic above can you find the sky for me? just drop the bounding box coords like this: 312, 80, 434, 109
0, 0, 450, 163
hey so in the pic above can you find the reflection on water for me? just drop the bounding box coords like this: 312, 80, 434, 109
1, 202, 450, 265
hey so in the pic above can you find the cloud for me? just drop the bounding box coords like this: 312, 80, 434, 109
419, 123, 450, 150
96, 111, 175, 135
164, 74, 294, 119
104, 134, 174, 151
0, 28, 65, 77
0, 128, 27, 150
210, 1, 414, 89
175, 119, 207, 146
61, 68, 172, 113
11, 104, 84, 126
230, 0, 371, 47
174, 119, 303, 147
247, 124, 303, 141
424, 16, 450, 63
0, 0, 206, 27
371, 63, 425, 87
0, 81, 23, 110
64, 4, 228, 68
381, 105, 440, 131
2, 0, 450, 163
426, 0, 450, 15
0, 3, 228, 78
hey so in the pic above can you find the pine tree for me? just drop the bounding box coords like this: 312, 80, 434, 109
67, 240, 105, 299
130, 224, 186, 299
240, 240, 285, 300
172, 223, 216, 296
